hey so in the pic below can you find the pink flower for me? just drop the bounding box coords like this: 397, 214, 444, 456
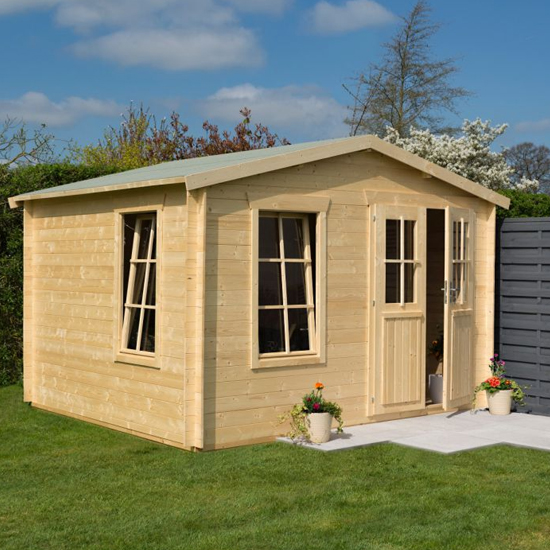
313, 403, 320, 411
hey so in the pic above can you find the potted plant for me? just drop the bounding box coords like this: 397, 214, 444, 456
279, 383, 344, 443
428, 330, 444, 403
473, 354, 525, 415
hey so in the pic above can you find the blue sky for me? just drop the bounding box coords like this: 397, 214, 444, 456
1, 0, 549, 150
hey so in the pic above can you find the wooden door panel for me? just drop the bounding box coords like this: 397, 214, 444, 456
381, 313, 423, 408
448, 310, 473, 404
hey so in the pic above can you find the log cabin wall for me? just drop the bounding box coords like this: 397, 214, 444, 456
203, 150, 496, 449
25, 184, 190, 448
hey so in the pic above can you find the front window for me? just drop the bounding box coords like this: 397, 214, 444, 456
121, 213, 157, 355
451, 219, 470, 304
258, 212, 316, 356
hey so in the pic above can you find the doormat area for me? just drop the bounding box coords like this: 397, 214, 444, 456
277, 411, 550, 454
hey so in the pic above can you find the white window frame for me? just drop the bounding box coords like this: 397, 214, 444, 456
115, 208, 162, 369
249, 194, 329, 370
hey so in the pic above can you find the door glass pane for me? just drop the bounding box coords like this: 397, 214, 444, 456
462, 263, 468, 303
288, 308, 310, 352
140, 309, 155, 352
259, 309, 285, 353
404, 263, 415, 303
282, 218, 305, 259
404, 220, 415, 260
452, 263, 461, 304
259, 216, 280, 259
137, 219, 153, 259
259, 263, 282, 305
463, 222, 469, 261
386, 219, 400, 260
385, 263, 400, 303
285, 263, 307, 305
453, 221, 459, 261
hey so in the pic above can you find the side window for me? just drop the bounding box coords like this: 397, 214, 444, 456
385, 218, 416, 304
258, 212, 316, 356
121, 213, 157, 355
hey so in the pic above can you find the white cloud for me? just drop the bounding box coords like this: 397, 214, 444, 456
72, 27, 263, 71
0, 0, 265, 71
0, 92, 120, 127
308, 0, 396, 35
199, 84, 348, 139
516, 118, 550, 133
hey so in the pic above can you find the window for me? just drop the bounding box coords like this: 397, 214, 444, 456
451, 219, 470, 304
121, 213, 157, 356
385, 217, 417, 304
258, 213, 316, 357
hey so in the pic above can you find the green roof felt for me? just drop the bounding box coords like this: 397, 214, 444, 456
14, 137, 348, 200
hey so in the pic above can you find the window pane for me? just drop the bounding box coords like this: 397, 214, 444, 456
259, 263, 283, 305
146, 264, 156, 306
404, 263, 415, 303
288, 308, 311, 352
453, 221, 459, 261
140, 309, 155, 353
137, 218, 153, 259
123, 215, 137, 303
259, 309, 285, 354
404, 220, 415, 260
452, 263, 462, 303
126, 308, 141, 351
131, 263, 147, 305
285, 263, 307, 305
282, 217, 305, 259
259, 216, 280, 259
386, 219, 400, 260
385, 263, 400, 303
463, 222, 469, 261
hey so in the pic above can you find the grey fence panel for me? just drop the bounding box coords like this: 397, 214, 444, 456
495, 217, 550, 415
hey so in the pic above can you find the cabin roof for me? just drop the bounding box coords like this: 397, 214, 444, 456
8, 135, 510, 209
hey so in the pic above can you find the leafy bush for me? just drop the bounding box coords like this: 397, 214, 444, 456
497, 189, 550, 219
0, 164, 121, 386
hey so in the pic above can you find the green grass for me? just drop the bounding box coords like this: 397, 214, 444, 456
2, 385, 550, 550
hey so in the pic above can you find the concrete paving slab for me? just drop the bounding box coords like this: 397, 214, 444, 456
277, 411, 550, 454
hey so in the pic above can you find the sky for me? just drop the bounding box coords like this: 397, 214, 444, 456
1, 0, 549, 151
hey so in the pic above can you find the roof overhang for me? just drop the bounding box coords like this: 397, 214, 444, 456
8, 135, 510, 209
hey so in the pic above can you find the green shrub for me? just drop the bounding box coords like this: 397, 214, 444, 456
0, 164, 121, 386
497, 189, 550, 219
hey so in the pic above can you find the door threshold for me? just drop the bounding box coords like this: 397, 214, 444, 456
426, 403, 445, 414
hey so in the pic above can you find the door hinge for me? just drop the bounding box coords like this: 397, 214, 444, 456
373, 215, 376, 222
372, 300, 375, 307
371, 396, 375, 403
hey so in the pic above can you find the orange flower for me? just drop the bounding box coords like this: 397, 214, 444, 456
315, 382, 324, 390
489, 377, 501, 388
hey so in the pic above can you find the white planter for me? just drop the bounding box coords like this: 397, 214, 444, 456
308, 412, 333, 443
429, 374, 443, 404
486, 389, 513, 415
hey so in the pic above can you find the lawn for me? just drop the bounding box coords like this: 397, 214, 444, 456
2, 385, 550, 550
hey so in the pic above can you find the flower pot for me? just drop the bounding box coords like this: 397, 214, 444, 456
308, 412, 333, 443
486, 389, 513, 415
428, 374, 443, 404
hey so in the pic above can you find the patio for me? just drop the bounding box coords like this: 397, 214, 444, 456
278, 410, 550, 454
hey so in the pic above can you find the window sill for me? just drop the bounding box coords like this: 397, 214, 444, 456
115, 352, 159, 369
252, 353, 324, 370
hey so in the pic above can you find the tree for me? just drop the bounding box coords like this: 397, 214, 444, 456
504, 142, 550, 193
384, 119, 539, 192
344, 1, 470, 137
0, 117, 56, 168
74, 104, 289, 170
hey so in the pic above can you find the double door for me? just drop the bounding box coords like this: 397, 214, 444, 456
369, 204, 475, 416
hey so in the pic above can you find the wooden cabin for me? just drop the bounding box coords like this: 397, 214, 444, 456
9, 136, 509, 450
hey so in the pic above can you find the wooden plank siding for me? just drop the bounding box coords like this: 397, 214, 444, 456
27, 185, 188, 448
202, 151, 495, 449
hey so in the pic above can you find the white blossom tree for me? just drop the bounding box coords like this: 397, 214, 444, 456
384, 118, 540, 192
